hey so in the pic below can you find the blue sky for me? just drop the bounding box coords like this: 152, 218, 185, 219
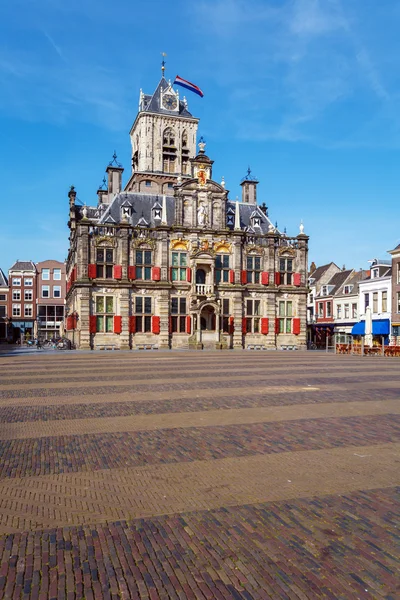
1, 0, 400, 274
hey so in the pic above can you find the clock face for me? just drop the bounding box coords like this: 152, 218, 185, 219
162, 94, 177, 110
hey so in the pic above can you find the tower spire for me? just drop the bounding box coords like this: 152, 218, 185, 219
161, 52, 167, 76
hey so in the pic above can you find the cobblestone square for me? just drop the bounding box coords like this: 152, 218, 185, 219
0, 351, 399, 599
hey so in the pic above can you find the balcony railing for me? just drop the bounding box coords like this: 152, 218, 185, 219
196, 284, 213, 296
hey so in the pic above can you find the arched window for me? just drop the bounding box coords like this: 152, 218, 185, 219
181, 130, 189, 175
163, 128, 176, 173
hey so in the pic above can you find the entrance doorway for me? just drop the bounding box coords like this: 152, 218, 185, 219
196, 269, 206, 284
200, 305, 216, 331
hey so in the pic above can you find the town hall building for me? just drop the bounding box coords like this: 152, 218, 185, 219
65, 73, 309, 350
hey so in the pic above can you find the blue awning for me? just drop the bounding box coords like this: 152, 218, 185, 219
372, 319, 390, 335
352, 321, 365, 335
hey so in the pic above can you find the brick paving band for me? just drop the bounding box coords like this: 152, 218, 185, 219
0, 351, 399, 599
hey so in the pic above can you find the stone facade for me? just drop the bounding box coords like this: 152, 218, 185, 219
65, 76, 309, 350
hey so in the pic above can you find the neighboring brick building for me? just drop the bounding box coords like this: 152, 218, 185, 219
313, 269, 354, 348
388, 243, 400, 343
64, 73, 309, 350
0, 269, 8, 342
7, 261, 37, 341
36, 260, 66, 339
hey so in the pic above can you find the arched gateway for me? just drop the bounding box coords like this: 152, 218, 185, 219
194, 300, 221, 347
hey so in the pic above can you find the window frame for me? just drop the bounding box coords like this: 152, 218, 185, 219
95, 295, 114, 333
12, 304, 21, 317
136, 250, 153, 281
170, 297, 187, 333
364, 293, 370, 311
373, 291, 378, 313
12, 278, 21, 286
382, 290, 387, 313
171, 251, 187, 282
24, 304, 33, 318
246, 255, 262, 284
278, 300, 293, 334
221, 298, 230, 333
42, 285, 50, 299
245, 299, 261, 333
215, 254, 230, 284
279, 258, 293, 286
53, 269, 62, 281
96, 248, 114, 279
0, 306, 6, 317
24, 290, 33, 301
53, 286, 61, 299
352, 303, 357, 319
134, 296, 152, 332
42, 269, 50, 281
24, 278, 33, 287
12, 290, 21, 301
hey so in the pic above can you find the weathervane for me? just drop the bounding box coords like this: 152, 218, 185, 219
161, 52, 167, 75
108, 151, 122, 168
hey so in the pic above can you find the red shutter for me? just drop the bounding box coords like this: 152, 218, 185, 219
229, 316, 234, 334
152, 267, 161, 281
293, 318, 301, 335
261, 318, 269, 335
242, 318, 247, 334
261, 272, 269, 285
71, 314, 77, 330
229, 270, 235, 284
186, 315, 191, 334
293, 273, 301, 287
129, 316, 136, 334
88, 264, 96, 279
66, 280, 70, 293
152, 316, 160, 334
275, 318, 280, 334
89, 316, 97, 334
114, 265, 122, 279
114, 316, 122, 334
65, 316, 71, 331
186, 267, 192, 283
128, 266, 136, 280
275, 272, 281, 285
241, 270, 247, 285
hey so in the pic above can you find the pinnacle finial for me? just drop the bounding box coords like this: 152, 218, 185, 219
161, 52, 167, 75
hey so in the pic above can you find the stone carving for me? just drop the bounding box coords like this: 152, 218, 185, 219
197, 204, 208, 226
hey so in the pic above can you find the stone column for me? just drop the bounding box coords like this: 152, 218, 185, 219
119, 288, 130, 350
158, 289, 170, 349
79, 286, 91, 350
120, 227, 129, 279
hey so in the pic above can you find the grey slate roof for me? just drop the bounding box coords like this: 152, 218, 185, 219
0, 268, 8, 287
142, 77, 194, 118
326, 270, 353, 295
9, 260, 36, 272
309, 263, 339, 283
95, 192, 275, 232
334, 270, 367, 297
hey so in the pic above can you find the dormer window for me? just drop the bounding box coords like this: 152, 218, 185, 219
343, 285, 353, 294
372, 268, 379, 279
252, 216, 261, 228
121, 206, 132, 219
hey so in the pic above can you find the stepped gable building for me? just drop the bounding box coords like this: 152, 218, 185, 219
65, 73, 309, 350
0, 269, 8, 342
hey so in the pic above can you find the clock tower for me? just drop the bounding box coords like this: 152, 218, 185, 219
125, 75, 199, 194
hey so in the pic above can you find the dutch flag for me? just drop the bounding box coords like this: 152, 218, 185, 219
173, 75, 204, 98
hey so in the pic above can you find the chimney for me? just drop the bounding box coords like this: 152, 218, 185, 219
105, 152, 124, 204
240, 167, 258, 204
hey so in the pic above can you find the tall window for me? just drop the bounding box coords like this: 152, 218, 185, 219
42, 286, 49, 298
12, 304, 21, 317
181, 131, 190, 175
373, 292, 378, 313
278, 301, 293, 333
364, 293, 370, 311
171, 252, 187, 281
344, 304, 349, 319
96, 249, 114, 279
382, 291, 387, 313
246, 299, 260, 333
0, 306, 6, 317
24, 290, 33, 301
171, 297, 187, 332
42, 269, 50, 280
326, 302, 332, 317
246, 256, 261, 284
136, 250, 152, 280
53, 269, 61, 280
397, 264, 400, 284
24, 278, 33, 286
337, 305, 342, 318
318, 302, 324, 317
352, 303, 357, 318
12, 278, 21, 286
53, 286, 61, 298
279, 258, 293, 285
95, 296, 114, 333
215, 255, 230, 283
163, 128, 176, 173
24, 305, 33, 317
222, 299, 230, 333
397, 292, 400, 313
12, 290, 21, 301
135, 297, 152, 332
0, 294, 6, 301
